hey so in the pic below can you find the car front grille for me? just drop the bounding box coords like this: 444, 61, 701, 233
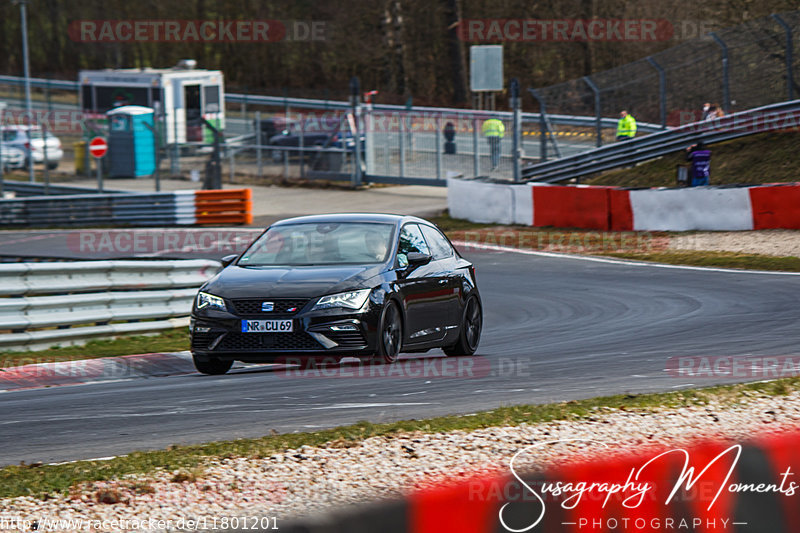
230, 298, 310, 317
325, 331, 367, 348
191, 332, 216, 350
217, 332, 321, 351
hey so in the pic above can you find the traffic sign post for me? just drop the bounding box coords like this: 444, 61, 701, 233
89, 136, 107, 192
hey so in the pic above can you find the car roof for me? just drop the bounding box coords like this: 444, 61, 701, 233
270, 213, 431, 227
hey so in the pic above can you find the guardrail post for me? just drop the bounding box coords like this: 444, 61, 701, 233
772, 14, 795, 102
710, 32, 731, 114
511, 78, 521, 182
583, 76, 603, 147
646, 57, 667, 129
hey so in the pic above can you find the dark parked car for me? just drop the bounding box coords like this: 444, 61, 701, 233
190, 213, 482, 374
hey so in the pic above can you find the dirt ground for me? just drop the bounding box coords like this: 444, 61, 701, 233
668, 230, 800, 257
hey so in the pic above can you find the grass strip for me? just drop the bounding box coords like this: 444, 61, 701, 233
0, 329, 189, 368
599, 250, 800, 272
1, 377, 798, 499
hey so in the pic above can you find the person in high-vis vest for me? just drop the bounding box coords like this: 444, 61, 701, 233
482, 118, 505, 169
616, 110, 637, 141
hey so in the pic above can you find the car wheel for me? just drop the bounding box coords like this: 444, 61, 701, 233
444, 295, 482, 356
372, 301, 402, 364
193, 354, 233, 375
46, 162, 58, 170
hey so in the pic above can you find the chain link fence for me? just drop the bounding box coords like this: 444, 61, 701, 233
532, 11, 800, 128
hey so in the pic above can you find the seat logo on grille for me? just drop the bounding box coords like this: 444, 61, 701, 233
261, 302, 274, 312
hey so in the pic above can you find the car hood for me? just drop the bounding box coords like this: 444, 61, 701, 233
202, 264, 384, 299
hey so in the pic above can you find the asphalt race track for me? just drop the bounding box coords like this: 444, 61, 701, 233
2, 240, 800, 465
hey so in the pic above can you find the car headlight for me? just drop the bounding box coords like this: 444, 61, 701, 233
312, 289, 371, 310
196, 291, 227, 311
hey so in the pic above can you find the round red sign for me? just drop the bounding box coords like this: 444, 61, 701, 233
89, 136, 108, 158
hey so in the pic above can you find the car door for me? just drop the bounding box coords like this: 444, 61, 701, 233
419, 224, 461, 331
394, 223, 448, 344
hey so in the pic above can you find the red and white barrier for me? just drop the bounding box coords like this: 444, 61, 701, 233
447, 178, 800, 232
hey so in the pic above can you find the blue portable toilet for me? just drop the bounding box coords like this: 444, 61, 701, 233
107, 106, 156, 178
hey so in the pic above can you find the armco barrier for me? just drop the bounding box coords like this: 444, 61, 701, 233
448, 178, 800, 232
0, 188, 252, 227
0, 259, 219, 350
278, 430, 800, 532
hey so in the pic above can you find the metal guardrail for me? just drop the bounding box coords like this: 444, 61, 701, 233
521, 99, 800, 183
0, 189, 252, 227
0, 259, 220, 350
1, 182, 124, 197
0, 192, 192, 227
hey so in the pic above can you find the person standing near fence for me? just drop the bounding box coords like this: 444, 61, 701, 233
482, 117, 505, 169
616, 110, 637, 141
685, 140, 711, 186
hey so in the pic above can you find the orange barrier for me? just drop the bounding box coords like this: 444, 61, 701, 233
194, 189, 253, 225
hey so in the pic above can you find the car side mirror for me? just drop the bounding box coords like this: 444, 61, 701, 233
406, 252, 432, 266
220, 254, 238, 268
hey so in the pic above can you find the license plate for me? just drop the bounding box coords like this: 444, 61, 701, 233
241, 319, 293, 333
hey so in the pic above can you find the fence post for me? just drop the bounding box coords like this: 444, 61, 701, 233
0, 104, 4, 196
255, 110, 262, 178
350, 77, 362, 187
171, 111, 180, 176
472, 118, 479, 176
710, 32, 731, 114
583, 76, 603, 147
299, 115, 305, 178
399, 112, 405, 178
511, 78, 521, 182
527, 88, 548, 162
646, 57, 667, 129
772, 14, 795, 102
435, 115, 442, 181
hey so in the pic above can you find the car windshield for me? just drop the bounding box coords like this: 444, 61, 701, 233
238, 222, 395, 266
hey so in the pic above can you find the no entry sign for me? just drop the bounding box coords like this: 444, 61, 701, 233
89, 136, 108, 158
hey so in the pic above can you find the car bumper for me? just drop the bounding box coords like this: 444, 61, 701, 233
31, 149, 63, 163
190, 300, 382, 362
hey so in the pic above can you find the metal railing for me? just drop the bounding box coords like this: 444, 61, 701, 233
0, 259, 219, 350
521, 99, 800, 183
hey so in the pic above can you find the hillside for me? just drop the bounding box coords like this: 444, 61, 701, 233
584, 131, 800, 188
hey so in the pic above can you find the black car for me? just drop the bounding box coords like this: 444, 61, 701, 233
190, 213, 482, 374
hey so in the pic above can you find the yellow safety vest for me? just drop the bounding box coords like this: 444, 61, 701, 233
617, 114, 637, 138
482, 119, 505, 138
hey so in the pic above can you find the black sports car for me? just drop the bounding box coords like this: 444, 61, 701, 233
190, 213, 482, 374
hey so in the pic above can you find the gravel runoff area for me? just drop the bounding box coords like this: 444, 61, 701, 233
2, 390, 799, 530
668, 229, 800, 257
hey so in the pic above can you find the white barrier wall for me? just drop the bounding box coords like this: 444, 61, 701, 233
447, 178, 532, 225
629, 188, 754, 231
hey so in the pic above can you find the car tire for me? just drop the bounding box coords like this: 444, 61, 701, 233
371, 301, 402, 364
46, 162, 58, 170
193, 354, 233, 375
443, 295, 482, 356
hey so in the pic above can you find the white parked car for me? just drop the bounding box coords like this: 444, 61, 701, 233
1, 126, 63, 170
0, 144, 25, 170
